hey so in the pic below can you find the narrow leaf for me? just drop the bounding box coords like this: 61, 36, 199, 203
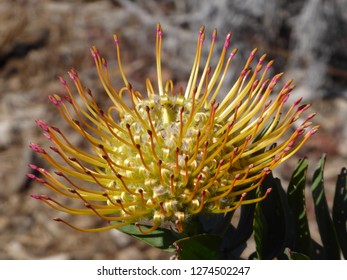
197, 212, 247, 259
253, 197, 267, 260
253, 173, 293, 259
175, 234, 222, 260
229, 203, 256, 250
333, 167, 347, 259
287, 158, 312, 256
311, 154, 340, 259
220, 225, 248, 259
115, 223, 180, 252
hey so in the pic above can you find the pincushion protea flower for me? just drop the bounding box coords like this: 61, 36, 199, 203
27, 24, 318, 234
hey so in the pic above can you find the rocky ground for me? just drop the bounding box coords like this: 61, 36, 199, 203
0, 0, 346, 260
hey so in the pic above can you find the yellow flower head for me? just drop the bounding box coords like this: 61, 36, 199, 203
28, 24, 318, 234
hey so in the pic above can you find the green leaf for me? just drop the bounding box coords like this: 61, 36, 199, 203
283, 248, 310, 260
287, 158, 312, 256
311, 154, 341, 259
175, 234, 222, 260
228, 203, 256, 250
332, 167, 347, 259
115, 223, 181, 252
220, 224, 248, 259
253, 197, 267, 260
253, 173, 293, 259
225, 188, 258, 255
197, 212, 233, 236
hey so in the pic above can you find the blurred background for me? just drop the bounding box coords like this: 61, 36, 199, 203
0, 0, 346, 259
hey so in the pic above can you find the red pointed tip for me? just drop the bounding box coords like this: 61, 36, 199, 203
29, 143, 45, 154
70, 68, 78, 76
57, 76, 67, 86
306, 113, 316, 122
49, 146, 59, 154
63, 95, 73, 104
26, 173, 37, 180
90, 47, 98, 60
102, 58, 107, 68
54, 171, 64, 176
199, 32, 205, 44
266, 60, 274, 70
36, 178, 47, 184
230, 48, 238, 59
113, 35, 119, 45
309, 126, 319, 136
48, 95, 60, 106
224, 33, 232, 49
43, 132, 52, 141
68, 71, 77, 82
156, 23, 163, 37
35, 119, 49, 132
283, 79, 293, 89
50, 126, 61, 133
199, 25, 205, 35
212, 29, 217, 42
28, 164, 38, 170
31, 194, 51, 200
258, 53, 267, 64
